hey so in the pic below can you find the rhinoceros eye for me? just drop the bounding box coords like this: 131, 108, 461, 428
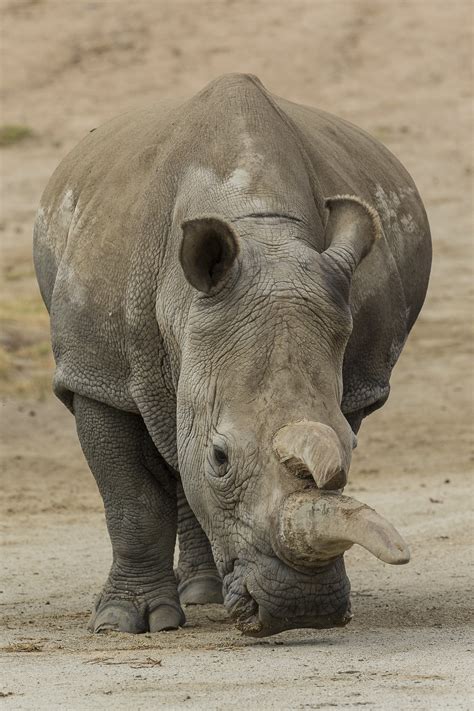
213, 446, 228, 467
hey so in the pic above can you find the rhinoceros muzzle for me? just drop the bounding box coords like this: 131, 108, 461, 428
235, 597, 353, 638
272, 420, 410, 567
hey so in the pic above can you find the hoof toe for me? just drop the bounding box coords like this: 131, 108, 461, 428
149, 604, 185, 632
90, 602, 147, 634
178, 574, 223, 605
89, 598, 185, 634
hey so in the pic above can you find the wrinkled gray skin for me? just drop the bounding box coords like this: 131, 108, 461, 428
33, 74, 431, 637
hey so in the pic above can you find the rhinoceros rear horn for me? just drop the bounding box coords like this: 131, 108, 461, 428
180, 216, 240, 293
322, 195, 382, 280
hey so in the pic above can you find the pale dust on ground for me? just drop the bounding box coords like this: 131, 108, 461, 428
0, 1, 473, 709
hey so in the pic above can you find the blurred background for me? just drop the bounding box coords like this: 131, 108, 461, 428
1, 1, 472, 708
1, 0, 472, 473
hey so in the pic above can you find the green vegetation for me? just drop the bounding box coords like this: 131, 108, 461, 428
0, 124, 33, 147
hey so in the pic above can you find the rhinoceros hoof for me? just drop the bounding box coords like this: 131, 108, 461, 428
178, 573, 224, 605
88, 598, 186, 634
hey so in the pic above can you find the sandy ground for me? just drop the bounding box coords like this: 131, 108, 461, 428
0, 0, 473, 709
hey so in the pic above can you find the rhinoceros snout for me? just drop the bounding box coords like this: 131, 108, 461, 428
224, 555, 352, 638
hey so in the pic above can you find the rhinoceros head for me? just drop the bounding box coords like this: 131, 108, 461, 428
175, 196, 409, 636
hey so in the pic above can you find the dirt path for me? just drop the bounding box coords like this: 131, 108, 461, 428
1, 1, 473, 709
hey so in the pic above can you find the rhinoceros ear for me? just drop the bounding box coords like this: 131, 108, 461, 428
180, 217, 240, 294
322, 195, 382, 280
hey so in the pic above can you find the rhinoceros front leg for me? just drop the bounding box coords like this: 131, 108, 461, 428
74, 394, 185, 633
176, 481, 223, 604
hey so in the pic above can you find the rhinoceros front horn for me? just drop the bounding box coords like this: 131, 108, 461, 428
276, 490, 410, 566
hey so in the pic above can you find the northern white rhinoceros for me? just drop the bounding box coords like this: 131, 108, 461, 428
33, 74, 431, 637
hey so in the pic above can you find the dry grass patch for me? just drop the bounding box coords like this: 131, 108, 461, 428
0, 295, 53, 397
